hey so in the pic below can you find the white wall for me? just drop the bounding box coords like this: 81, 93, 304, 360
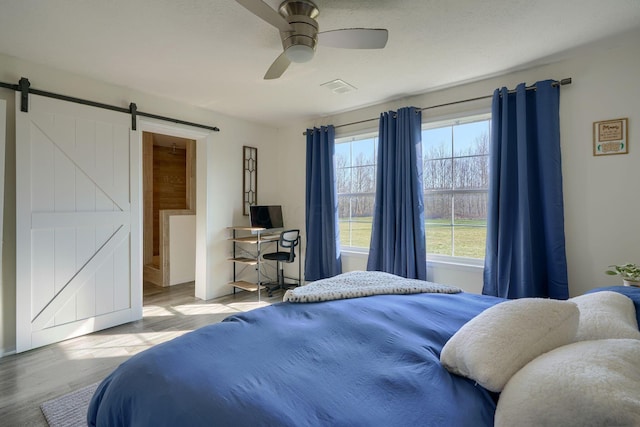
0, 54, 279, 355
276, 28, 640, 297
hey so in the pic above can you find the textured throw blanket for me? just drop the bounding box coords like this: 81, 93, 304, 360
283, 270, 462, 303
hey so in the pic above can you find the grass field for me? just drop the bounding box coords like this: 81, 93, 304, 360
339, 217, 486, 259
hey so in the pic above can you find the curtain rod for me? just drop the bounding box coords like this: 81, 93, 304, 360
0, 78, 220, 132
303, 77, 572, 135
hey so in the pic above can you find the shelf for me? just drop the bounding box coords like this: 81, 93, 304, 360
229, 281, 266, 292
228, 257, 258, 265
228, 235, 279, 244
229, 226, 274, 301
227, 226, 266, 232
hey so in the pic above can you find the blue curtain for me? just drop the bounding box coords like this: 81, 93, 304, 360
367, 107, 426, 280
305, 126, 342, 281
483, 80, 569, 299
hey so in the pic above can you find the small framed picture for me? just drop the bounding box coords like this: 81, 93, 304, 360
593, 118, 628, 156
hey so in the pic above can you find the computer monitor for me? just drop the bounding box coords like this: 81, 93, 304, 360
249, 205, 284, 233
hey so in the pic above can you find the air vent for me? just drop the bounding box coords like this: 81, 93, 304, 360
320, 79, 357, 94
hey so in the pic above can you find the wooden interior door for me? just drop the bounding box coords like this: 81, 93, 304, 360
15, 93, 141, 353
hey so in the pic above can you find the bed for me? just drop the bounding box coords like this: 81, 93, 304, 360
87, 272, 640, 426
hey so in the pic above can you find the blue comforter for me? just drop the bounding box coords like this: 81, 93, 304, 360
87, 291, 505, 426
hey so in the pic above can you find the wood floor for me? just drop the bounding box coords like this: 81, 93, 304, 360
0, 282, 282, 426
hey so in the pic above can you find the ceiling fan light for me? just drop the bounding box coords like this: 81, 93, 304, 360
285, 44, 314, 63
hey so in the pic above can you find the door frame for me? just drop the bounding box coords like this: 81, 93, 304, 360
136, 119, 215, 300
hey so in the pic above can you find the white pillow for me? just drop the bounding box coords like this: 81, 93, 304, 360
440, 298, 579, 392
495, 339, 640, 427
570, 291, 640, 341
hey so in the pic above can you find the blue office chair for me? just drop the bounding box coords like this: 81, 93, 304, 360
262, 229, 300, 296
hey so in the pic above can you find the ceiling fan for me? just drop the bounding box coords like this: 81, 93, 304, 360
236, 0, 389, 79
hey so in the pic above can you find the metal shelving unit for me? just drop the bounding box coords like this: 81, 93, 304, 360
227, 226, 279, 301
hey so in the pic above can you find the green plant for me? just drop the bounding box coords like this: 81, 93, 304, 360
605, 263, 640, 282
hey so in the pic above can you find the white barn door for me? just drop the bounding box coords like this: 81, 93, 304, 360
15, 93, 141, 353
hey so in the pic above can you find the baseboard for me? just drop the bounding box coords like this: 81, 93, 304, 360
0, 346, 16, 358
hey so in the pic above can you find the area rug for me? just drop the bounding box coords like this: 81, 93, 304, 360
40, 382, 100, 427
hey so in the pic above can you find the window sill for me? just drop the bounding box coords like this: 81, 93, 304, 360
340, 249, 369, 259
427, 257, 484, 273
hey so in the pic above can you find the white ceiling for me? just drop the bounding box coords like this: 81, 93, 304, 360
1, 0, 639, 127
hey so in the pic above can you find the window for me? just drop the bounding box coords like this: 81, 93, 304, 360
423, 113, 490, 260
335, 112, 490, 261
335, 133, 377, 249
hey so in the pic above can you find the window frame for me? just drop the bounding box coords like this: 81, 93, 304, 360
334, 109, 491, 266
421, 110, 491, 263
335, 131, 378, 252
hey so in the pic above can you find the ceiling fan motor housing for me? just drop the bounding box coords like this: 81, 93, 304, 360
279, 0, 319, 63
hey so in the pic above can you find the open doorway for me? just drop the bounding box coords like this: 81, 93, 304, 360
142, 132, 196, 291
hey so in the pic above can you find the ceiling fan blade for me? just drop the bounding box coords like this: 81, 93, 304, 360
236, 0, 293, 33
264, 52, 291, 80
318, 28, 388, 49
